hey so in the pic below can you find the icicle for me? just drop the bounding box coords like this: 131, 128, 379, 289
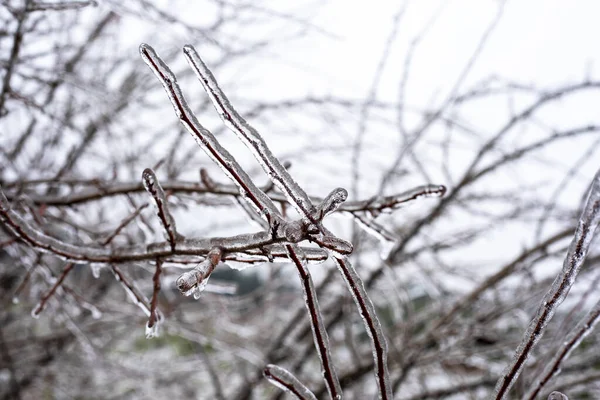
91, 263, 103, 278
176, 249, 222, 297
31, 306, 41, 319
145, 320, 160, 338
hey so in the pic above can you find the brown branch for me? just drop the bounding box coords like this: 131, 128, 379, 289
31, 262, 75, 317
146, 259, 162, 338
142, 168, 179, 250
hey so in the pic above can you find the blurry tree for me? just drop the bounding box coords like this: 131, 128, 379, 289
1, 1, 600, 399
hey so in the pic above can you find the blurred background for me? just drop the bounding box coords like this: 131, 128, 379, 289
2, 0, 600, 398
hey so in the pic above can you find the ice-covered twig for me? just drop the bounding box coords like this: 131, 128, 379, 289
31, 262, 74, 317
146, 259, 163, 338
7, 179, 446, 218
182, 45, 318, 223
287, 245, 342, 399
26, 0, 96, 11
263, 364, 317, 400
334, 256, 391, 400
111, 265, 151, 316
316, 187, 348, 220
139, 44, 282, 227
525, 297, 600, 399
343, 184, 446, 217
1, 187, 327, 263
101, 203, 148, 246
176, 247, 222, 298
493, 168, 600, 399
148, 43, 393, 399
142, 168, 180, 250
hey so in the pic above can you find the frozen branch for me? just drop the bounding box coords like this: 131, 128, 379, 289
31, 262, 75, 317
142, 168, 180, 250
142, 44, 347, 398
139, 44, 282, 226
26, 0, 97, 11
183, 44, 318, 222
493, 168, 600, 399
111, 265, 151, 317
548, 392, 569, 400
287, 245, 342, 399
0, 184, 328, 264
4, 179, 445, 217
176, 247, 222, 299
525, 297, 600, 399
146, 259, 163, 338
343, 184, 446, 217
263, 364, 317, 400
334, 256, 391, 400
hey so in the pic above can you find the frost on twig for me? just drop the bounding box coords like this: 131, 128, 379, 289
142, 168, 180, 250
263, 364, 317, 400
525, 297, 600, 399
493, 168, 600, 399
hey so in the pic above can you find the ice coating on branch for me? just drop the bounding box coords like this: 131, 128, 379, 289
263, 364, 318, 400
182, 45, 317, 222
547, 392, 569, 400
353, 215, 396, 258
145, 319, 160, 338
142, 168, 179, 249
140, 44, 282, 224
91, 263, 103, 278
344, 184, 446, 217
314, 235, 353, 256
288, 245, 342, 398
317, 187, 348, 219
31, 304, 42, 319
525, 298, 600, 399
334, 257, 391, 399
139, 43, 176, 83
111, 266, 151, 317
176, 248, 221, 297
493, 168, 600, 399
176, 260, 211, 296
0, 184, 112, 262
